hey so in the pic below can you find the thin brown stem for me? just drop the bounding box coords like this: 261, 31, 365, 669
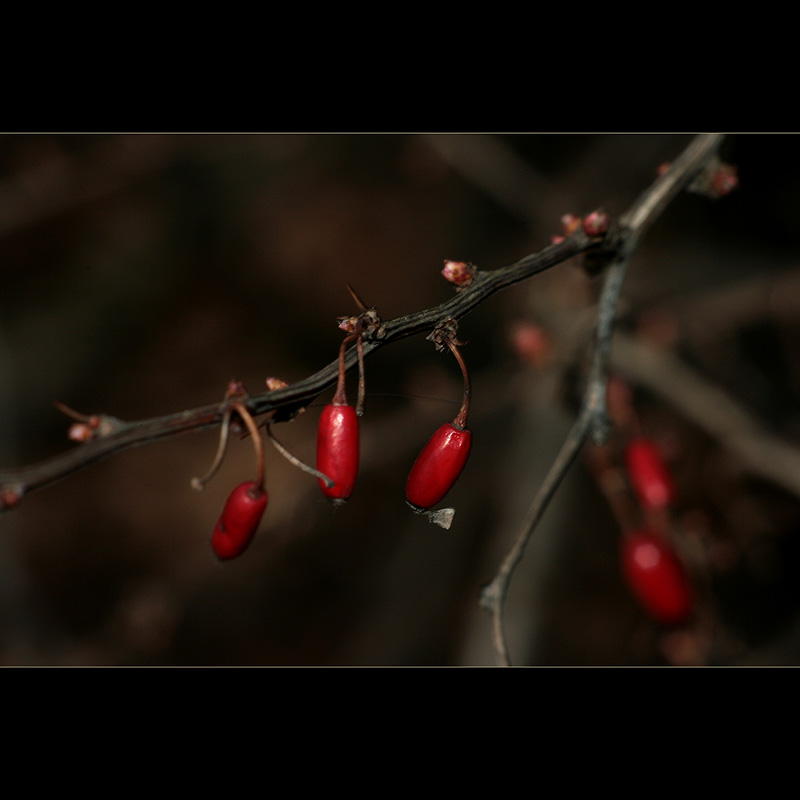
266, 424, 334, 488
346, 284, 368, 312
230, 401, 265, 491
332, 334, 352, 406
355, 334, 366, 416
448, 341, 471, 430
191, 407, 233, 491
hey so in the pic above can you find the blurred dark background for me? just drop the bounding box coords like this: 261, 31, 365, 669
1, 133, 799, 666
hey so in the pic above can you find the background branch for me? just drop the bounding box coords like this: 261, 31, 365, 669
611, 331, 800, 499
479, 133, 725, 665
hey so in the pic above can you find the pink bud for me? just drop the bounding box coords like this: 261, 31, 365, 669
560, 213, 582, 236
442, 260, 475, 287
69, 423, 94, 442
582, 210, 609, 237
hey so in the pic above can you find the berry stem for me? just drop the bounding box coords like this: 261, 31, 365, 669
448, 340, 471, 430
266, 424, 334, 488
191, 407, 232, 491
355, 333, 366, 416
332, 319, 367, 413
332, 334, 352, 406
52, 400, 95, 424
230, 401, 265, 492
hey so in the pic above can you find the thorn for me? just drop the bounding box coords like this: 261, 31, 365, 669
346, 284, 369, 312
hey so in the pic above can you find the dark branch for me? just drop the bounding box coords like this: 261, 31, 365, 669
0, 230, 598, 508
0, 134, 727, 518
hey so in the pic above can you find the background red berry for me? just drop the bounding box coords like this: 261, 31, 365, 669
624, 437, 677, 511
620, 529, 693, 625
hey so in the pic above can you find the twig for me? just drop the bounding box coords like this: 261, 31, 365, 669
611, 331, 800, 500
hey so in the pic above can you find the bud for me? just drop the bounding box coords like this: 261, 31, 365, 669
560, 213, 582, 236
69, 422, 95, 442
337, 315, 360, 333
265, 377, 288, 391
442, 260, 475, 287
582, 210, 609, 237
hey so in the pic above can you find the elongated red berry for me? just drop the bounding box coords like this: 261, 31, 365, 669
211, 481, 268, 560
624, 437, 677, 511
406, 422, 472, 510
620, 529, 693, 625
316, 403, 359, 501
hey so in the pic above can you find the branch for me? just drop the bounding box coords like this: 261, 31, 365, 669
478, 133, 727, 666
0, 229, 599, 510
611, 331, 800, 500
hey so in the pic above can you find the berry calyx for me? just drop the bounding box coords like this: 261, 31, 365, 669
624, 437, 677, 511
620, 529, 694, 625
211, 481, 268, 560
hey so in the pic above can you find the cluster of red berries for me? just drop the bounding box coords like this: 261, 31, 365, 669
197, 293, 475, 562
603, 373, 694, 626
620, 436, 693, 626
316, 309, 472, 520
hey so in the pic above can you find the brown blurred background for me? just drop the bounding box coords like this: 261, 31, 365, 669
1, 133, 799, 666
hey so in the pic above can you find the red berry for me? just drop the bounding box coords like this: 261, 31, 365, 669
211, 481, 268, 561
624, 437, 677, 511
406, 423, 472, 510
316, 403, 359, 501
620, 529, 694, 625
